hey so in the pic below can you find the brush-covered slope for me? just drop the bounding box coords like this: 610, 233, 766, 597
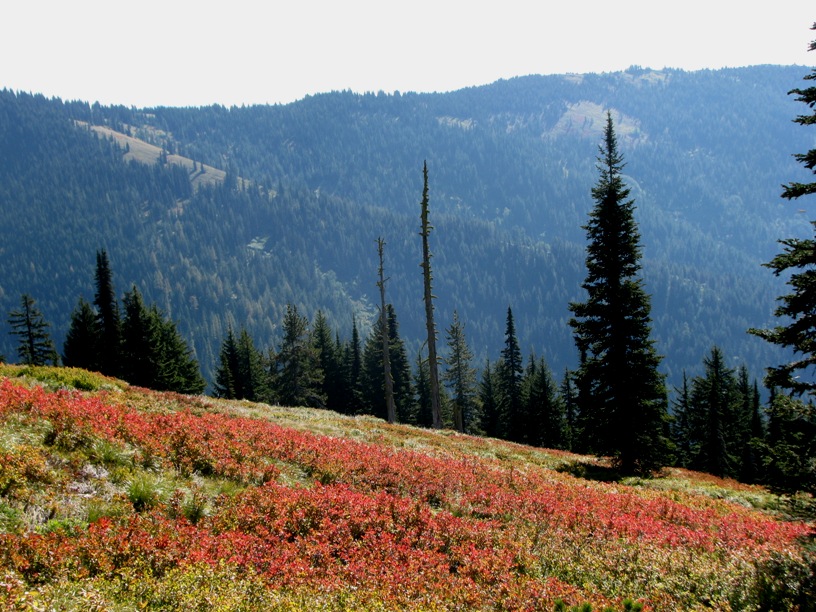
0, 367, 812, 610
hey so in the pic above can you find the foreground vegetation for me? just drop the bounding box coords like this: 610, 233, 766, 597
0, 366, 813, 610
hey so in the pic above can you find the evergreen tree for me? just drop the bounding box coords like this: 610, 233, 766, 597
376, 238, 397, 424
214, 326, 239, 399
235, 327, 269, 402
214, 326, 266, 402
750, 25, 816, 397
761, 393, 816, 494
120, 286, 160, 388
560, 368, 577, 452
7, 294, 58, 366
500, 307, 525, 443
568, 112, 670, 475
419, 162, 443, 429
360, 305, 414, 420
150, 306, 206, 395
120, 286, 205, 394
478, 360, 502, 439
414, 348, 433, 428
62, 297, 101, 371
312, 311, 343, 412
525, 356, 567, 449
671, 372, 694, 468
93, 249, 121, 376
272, 304, 324, 408
443, 310, 477, 433
688, 346, 741, 478
338, 317, 363, 415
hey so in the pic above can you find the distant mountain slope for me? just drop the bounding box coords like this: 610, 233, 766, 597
0, 66, 811, 386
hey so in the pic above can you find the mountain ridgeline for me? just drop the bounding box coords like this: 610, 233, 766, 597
0, 65, 812, 388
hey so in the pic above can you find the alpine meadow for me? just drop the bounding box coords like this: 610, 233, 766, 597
2, 40, 816, 610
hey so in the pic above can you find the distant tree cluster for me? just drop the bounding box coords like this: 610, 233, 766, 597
61, 250, 205, 394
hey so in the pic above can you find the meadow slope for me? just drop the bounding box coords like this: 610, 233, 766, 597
0, 365, 813, 610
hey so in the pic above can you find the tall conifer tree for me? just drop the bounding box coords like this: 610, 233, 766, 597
93, 249, 121, 376
750, 24, 816, 397
568, 112, 669, 475
500, 307, 525, 443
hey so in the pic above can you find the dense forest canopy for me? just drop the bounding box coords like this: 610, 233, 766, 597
0, 65, 812, 389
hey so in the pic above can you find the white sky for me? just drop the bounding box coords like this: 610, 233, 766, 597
2, 1, 814, 108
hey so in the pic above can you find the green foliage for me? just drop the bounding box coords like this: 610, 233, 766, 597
127, 472, 165, 512
7, 294, 58, 367
569, 113, 670, 475
272, 304, 325, 408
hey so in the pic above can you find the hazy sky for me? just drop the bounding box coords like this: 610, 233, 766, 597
3, 1, 814, 108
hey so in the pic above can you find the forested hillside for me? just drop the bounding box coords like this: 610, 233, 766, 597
0, 65, 812, 386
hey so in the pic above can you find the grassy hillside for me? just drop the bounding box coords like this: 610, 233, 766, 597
0, 366, 813, 610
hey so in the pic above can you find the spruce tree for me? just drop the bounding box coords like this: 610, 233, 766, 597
500, 307, 524, 443
7, 294, 58, 366
749, 23, 816, 397
272, 304, 324, 408
235, 327, 269, 402
120, 286, 205, 394
214, 326, 239, 399
568, 111, 670, 475
312, 311, 343, 412
62, 297, 101, 371
525, 356, 567, 450
560, 369, 577, 452
688, 346, 741, 478
478, 360, 502, 439
360, 305, 414, 420
443, 310, 477, 433
93, 249, 121, 376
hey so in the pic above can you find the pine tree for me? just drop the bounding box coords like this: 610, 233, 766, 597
62, 297, 101, 371
272, 304, 324, 408
568, 112, 670, 475
93, 249, 121, 376
749, 24, 816, 397
443, 310, 477, 433
7, 294, 58, 366
419, 162, 443, 429
500, 307, 525, 443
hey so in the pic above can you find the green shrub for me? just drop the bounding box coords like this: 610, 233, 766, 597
127, 473, 164, 512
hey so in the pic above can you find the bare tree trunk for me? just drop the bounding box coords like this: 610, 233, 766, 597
419, 162, 442, 429
376, 237, 397, 424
